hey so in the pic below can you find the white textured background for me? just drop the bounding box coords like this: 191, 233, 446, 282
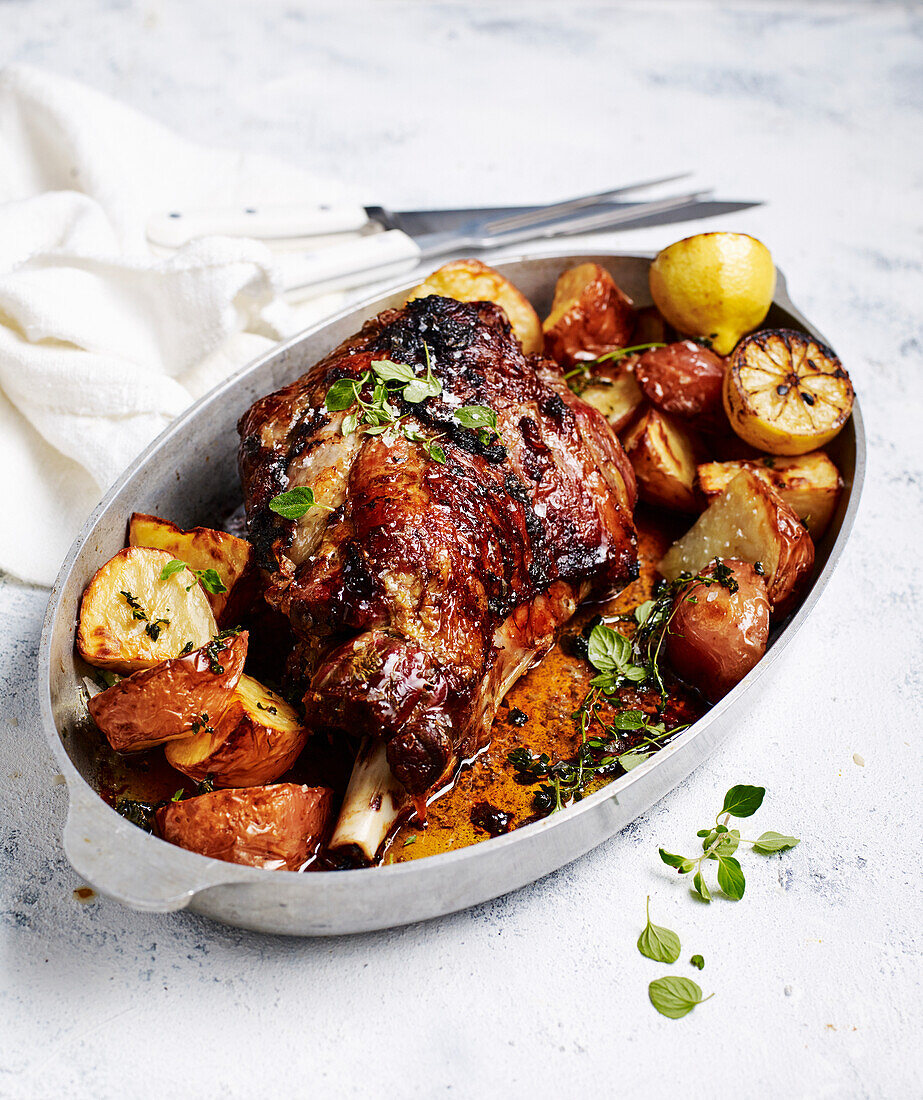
1, 2, 921, 1098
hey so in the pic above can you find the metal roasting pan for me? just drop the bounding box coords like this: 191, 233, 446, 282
39, 252, 865, 936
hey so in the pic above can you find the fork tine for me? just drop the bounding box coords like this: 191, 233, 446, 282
479, 190, 714, 247
482, 173, 694, 235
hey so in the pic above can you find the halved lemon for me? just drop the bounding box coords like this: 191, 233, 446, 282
723, 329, 854, 455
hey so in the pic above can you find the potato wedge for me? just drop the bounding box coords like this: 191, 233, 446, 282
659, 470, 815, 611
156, 783, 334, 871
542, 262, 635, 367
667, 559, 770, 702
88, 632, 247, 753
696, 451, 842, 539
128, 513, 256, 626
77, 548, 217, 673
621, 406, 699, 512
165, 674, 308, 787
634, 340, 726, 427
575, 360, 644, 433
406, 259, 542, 354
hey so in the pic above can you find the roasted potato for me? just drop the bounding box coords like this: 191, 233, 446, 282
633, 340, 726, 427
165, 674, 308, 787
666, 559, 770, 701
77, 548, 218, 673
696, 451, 842, 540
659, 470, 815, 611
621, 406, 700, 512
157, 783, 334, 871
88, 632, 248, 753
575, 359, 644, 433
542, 262, 635, 367
632, 305, 673, 346
406, 259, 542, 354
128, 513, 256, 626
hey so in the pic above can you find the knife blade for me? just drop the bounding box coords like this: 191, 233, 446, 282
273, 195, 763, 296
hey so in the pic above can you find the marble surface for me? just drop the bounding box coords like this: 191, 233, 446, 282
1, 2, 922, 1097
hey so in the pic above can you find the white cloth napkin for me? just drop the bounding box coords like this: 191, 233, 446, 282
0, 65, 358, 586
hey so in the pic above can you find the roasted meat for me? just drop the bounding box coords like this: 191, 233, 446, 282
239, 295, 638, 797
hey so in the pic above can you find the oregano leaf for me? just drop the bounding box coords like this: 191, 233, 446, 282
752, 831, 800, 853
720, 785, 765, 818
692, 870, 711, 902
648, 976, 712, 1019
716, 855, 746, 899
637, 897, 681, 963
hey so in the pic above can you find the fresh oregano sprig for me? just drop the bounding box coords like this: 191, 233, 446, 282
659, 785, 800, 902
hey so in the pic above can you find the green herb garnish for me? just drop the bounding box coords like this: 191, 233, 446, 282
454, 405, 497, 431
648, 976, 713, 1019
637, 897, 681, 963
659, 786, 799, 902
269, 487, 327, 520
120, 589, 170, 639
690, 954, 705, 970
323, 344, 449, 463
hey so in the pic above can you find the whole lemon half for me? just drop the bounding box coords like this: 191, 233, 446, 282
649, 233, 776, 355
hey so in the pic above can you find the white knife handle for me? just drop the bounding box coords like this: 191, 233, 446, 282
146, 202, 371, 248
276, 229, 423, 295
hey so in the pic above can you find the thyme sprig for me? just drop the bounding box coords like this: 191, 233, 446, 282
508, 561, 744, 814
564, 341, 666, 391
120, 590, 170, 641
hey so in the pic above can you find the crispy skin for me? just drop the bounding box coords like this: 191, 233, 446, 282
239, 296, 638, 794
157, 784, 333, 871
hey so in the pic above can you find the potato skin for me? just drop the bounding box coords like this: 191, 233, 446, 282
165, 674, 308, 787
88, 632, 247, 752
542, 262, 635, 367
667, 559, 770, 702
156, 783, 334, 871
634, 340, 726, 426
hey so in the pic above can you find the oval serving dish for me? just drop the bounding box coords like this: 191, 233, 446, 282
39, 252, 865, 935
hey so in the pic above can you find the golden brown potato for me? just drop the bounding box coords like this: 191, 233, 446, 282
696, 451, 842, 539
634, 340, 727, 426
659, 470, 815, 611
77, 548, 217, 673
165, 674, 308, 787
666, 559, 770, 701
621, 406, 700, 511
575, 359, 644, 433
542, 262, 635, 367
156, 783, 334, 871
406, 259, 542, 354
128, 513, 256, 626
87, 632, 248, 753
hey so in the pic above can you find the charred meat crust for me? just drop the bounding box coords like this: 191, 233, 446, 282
238, 295, 638, 794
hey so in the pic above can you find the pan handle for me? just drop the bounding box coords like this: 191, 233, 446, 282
63, 784, 254, 912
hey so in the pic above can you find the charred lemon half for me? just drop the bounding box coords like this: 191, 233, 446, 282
723, 329, 854, 455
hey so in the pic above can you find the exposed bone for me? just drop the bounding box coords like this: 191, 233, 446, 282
328, 737, 409, 864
